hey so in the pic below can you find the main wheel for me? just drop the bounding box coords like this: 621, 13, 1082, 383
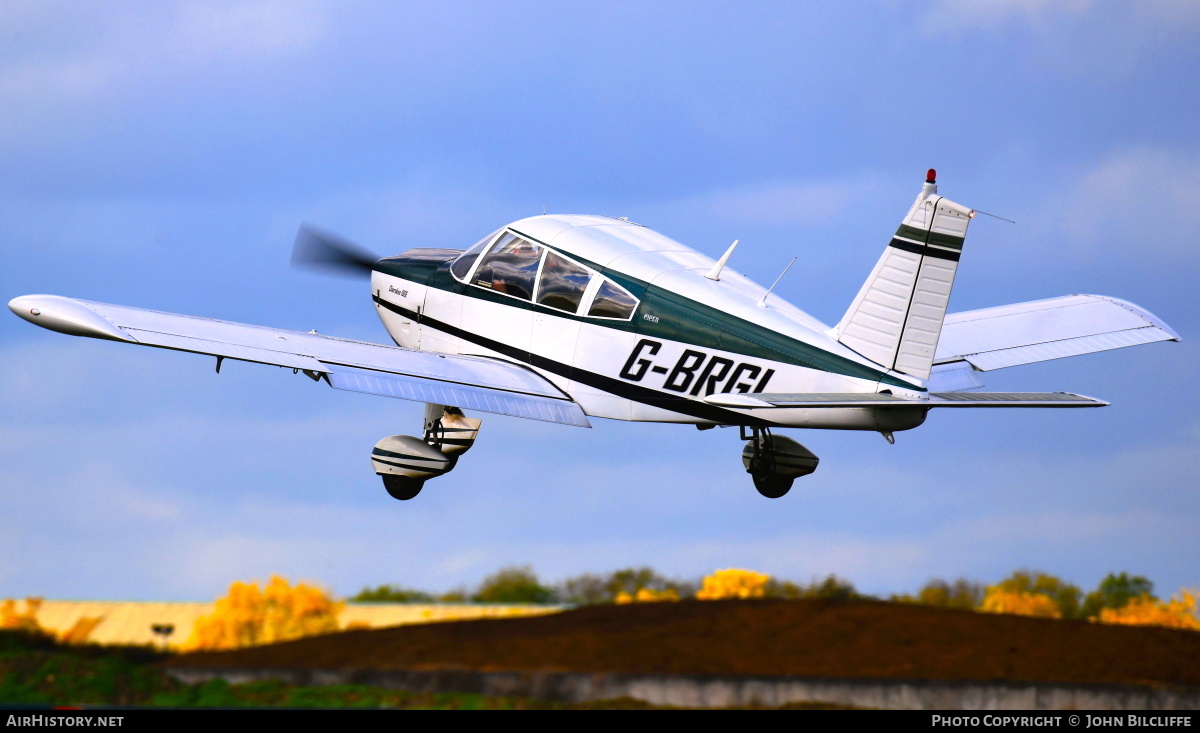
381, 474, 424, 500
752, 474, 793, 499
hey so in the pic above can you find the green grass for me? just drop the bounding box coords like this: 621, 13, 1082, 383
0, 629, 854, 709
0, 630, 653, 709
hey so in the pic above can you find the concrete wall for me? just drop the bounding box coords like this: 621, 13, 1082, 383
8, 600, 560, 648
166, 667, 1200, 710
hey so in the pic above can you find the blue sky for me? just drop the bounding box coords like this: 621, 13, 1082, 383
1, 1, 1197, 602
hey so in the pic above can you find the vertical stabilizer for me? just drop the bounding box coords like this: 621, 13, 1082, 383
834, 170, 974, 381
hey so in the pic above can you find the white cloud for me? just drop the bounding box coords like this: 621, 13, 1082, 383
304, 176, 522, 251
922, 0, 1200, 78
1054, 147, 1200, 261
923, 0, 1090, 30
646, 175, 882, 229
168, 2, 328, 62
0, 1, 330, 142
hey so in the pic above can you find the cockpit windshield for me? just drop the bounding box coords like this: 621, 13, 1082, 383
472, 233, 543, 301
450, 227, 503, 282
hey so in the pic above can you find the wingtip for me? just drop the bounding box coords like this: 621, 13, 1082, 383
7, 294, 134, 342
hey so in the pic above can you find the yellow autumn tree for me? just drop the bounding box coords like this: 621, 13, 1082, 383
185, 576, 343, 651
1097, 591, 1200, 631
0, 598, 44, 633
980, 588, 1062, 618
696, 569, 771, 600
615, 588, 680, 604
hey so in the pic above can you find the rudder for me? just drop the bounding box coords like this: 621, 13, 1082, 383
834, 170, 974, 381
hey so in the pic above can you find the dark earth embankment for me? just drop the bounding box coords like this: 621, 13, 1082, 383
164, 599, 1200, 687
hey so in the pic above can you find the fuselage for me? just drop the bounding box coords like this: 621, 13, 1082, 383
369, 214, 929, 431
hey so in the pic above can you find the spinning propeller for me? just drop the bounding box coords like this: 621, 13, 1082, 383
291, 223, 379, 278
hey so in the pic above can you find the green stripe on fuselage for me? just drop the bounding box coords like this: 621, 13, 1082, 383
374, 235, 921, 391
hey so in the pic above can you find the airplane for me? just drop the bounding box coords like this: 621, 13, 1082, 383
8, 170, 1180, 500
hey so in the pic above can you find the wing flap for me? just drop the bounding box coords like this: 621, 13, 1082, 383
328, 365, 590, 427
935, 294, 1178, 371
704, 391, 1106, 408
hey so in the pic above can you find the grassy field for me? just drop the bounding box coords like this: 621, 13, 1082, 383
0, 630, 603, 709
0, 630, 853, 709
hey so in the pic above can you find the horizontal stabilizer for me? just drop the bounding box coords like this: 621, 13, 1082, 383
704, 391, 1107, 409
8, 294, 591, 427
937, 294, 1179, 371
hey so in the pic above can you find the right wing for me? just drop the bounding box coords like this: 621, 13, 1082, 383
8, 295, 590, 427
935, 294, 1179, 372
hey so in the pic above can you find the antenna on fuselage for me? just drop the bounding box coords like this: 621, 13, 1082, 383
705, 239, 740, 281
757, 257, 797, 308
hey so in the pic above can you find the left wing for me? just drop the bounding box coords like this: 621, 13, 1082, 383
8, 295, 590, 427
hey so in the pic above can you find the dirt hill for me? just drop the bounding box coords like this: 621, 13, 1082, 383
164, 599, 1200, 687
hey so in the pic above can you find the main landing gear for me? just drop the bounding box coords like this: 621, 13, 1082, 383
740, 426, 819, 499
371, 403, 481, 501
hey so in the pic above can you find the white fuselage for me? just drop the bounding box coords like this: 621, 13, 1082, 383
370, 215, 928, 431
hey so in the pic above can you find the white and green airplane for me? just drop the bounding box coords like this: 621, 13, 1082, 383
8, 171, 1179, 500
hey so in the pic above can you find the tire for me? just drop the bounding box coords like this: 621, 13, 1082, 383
752, 474, 793, 499
382, 474, 424, 500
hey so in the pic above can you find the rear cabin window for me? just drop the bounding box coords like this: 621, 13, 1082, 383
450, 228, 503, 282
536, 251, 592, 314
588, 279, 638, 320
472, 233, 543, 301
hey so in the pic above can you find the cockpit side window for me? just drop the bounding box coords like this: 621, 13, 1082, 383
472, 233, 543, 301
450, 227, 503, 282
536, 251, 593, 314
587, 278, 638, 320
